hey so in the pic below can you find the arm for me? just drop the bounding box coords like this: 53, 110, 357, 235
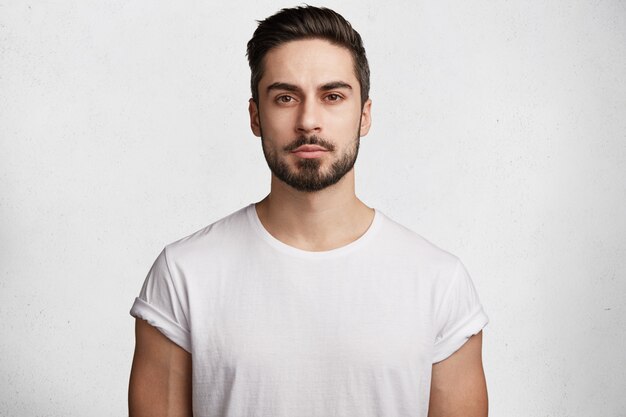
129, 318, 193, 417
428, 331, 488, 417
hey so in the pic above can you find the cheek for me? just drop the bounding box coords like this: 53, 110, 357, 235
333, 111, 362, 134
330, 102, 362, 127
260, 109, 294, 134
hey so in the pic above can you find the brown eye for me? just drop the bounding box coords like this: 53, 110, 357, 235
326, 94, 341, 102
277, 95, 294, 104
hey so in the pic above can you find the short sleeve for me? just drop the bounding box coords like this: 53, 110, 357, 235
129, 247, 191, 353
432, 259, 488, 363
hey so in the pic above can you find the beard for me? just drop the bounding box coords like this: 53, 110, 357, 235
260, 130, 361, 193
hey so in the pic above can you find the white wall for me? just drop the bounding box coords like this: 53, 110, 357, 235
1, 1, 625, 416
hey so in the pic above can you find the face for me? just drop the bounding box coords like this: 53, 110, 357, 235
249, 38, 372, 192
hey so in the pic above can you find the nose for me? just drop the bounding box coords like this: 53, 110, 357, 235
295, 98, 322, 134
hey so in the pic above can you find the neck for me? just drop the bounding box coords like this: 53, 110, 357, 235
254, 170, 374, 251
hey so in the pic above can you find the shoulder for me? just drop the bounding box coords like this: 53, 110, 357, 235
163, 204, 252, 264
376, 210, 461, 272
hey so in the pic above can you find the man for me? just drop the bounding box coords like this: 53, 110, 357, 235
128, 5, 489, 417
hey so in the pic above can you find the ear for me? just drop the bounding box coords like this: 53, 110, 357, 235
359, 98, 372, 137
248, 98, 262, 137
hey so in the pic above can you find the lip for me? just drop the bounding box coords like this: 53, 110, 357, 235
292, 150, 327, 158
291, 145, 328, 152
290, 145, 329, 159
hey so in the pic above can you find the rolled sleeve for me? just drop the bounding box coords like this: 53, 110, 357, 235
432, 259, 489, 363
130, 247, 191, 353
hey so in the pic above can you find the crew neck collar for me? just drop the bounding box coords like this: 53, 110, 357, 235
246, 203, 383, 259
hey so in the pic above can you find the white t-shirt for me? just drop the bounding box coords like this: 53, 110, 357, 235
130, 204, 488, 417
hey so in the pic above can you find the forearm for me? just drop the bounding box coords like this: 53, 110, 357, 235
129, 319, 193, 417
428, 332, 488, 417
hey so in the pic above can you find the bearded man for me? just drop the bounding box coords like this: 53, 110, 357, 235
129, 6, 489, 417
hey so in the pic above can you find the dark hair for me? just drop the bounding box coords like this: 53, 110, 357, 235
246, 5, 370, 107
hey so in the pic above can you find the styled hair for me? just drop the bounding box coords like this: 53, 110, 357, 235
246, 5, 370, 107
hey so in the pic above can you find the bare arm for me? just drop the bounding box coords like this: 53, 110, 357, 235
428, 331, 488, 417
129, 318, 193, 417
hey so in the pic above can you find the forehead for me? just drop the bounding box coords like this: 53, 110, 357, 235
260, 38, 358, 89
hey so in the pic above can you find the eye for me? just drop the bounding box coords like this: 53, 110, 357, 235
325, 93, 342, 102
276, 95, 295, 104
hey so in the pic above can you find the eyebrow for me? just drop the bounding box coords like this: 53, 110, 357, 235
266, 81, 353, 94
319, 81, 352, 91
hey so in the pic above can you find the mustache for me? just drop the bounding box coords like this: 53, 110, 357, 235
284, 135, 336, 152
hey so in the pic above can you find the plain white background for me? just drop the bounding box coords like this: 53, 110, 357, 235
1, 1, 625, 416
